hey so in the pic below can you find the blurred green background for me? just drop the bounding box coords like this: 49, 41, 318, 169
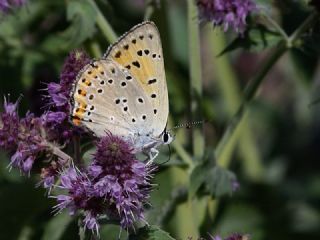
0, 0, 320, 239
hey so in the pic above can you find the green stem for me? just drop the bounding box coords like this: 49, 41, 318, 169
287, 11, 319, 48
215, 11, 319, 165
78, 218, 85, 240
155, 187, 188, 226
73, 136, 81, 165
187, 0, 204, 159
172, 140, 194, 169
90, 41, 102, 58
208, 28, 263, 180
90, 0, 117, 43
144, 0, 155, 21
144, 6, 154, 21
215, 41, 287, 165
260, 13, 289, 40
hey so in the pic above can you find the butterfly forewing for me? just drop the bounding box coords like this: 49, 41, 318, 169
70, 59, 154, 138
104, 21, 168, 137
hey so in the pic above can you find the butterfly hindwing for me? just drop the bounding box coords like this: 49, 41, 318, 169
104, 21, 168, 137
70, 59, 154, 138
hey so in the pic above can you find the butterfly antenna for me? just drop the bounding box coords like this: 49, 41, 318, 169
172, 120, 207, 130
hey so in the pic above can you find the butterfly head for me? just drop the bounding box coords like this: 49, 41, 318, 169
161, 130, 174, 145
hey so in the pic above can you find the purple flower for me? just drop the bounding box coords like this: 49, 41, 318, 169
0, 98, 19, 151
91, 133, 155, 228
0, 0, 27, 14
8, 112, 47, 174
197, 0, 257, 34
45, 111, 67, 124
54, 167, 104, 233
41, 111, 75, 143
225, 233, 250, 240
39, 161, 61, 189
84, 211, 99, 234
47, 83, 65, 107
0, 99, 68, 175
47, 50, 90, 113
208, 235, 223, 240
53, 133, 156, 232
43, 50, 90, 143
232, 178, 240, 192
208, 233, 250, 240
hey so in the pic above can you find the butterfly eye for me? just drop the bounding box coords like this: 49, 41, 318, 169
162, 132, 174, 144
163, 132, 169, 143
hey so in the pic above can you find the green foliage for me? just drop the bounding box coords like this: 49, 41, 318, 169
62, 0, 97, 47
42, 213, 73, 240
190, 154, 236, 199
218, 24, 282, 56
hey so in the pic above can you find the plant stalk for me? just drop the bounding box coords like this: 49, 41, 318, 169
144, 0, 155, 20
287, 11, 319, 48
215, 10, 319, 165
187, 0, 204, 159
215, 41, 287, 165
90, 0, 117, 43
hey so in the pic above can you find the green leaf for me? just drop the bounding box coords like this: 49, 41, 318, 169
129, 226, 175, 240
189, 162, 208, 198
42, 212, 73, 240
189, 154, 237, 198
62, 0, 97, 46
206, 166, 236, 197
218, 24, 282, 56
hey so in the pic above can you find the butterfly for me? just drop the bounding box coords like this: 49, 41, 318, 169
70, 21, 173, 160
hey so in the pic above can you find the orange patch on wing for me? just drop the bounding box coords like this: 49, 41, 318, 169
74, 95, 87, 107
72, 116, 81, 126
76, 108, 85, 114
111, 43, 156, 95
78, 89, 87, 97
84, 80, 91, 86
79, 103, 87, 109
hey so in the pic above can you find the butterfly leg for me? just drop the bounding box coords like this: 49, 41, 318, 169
146, 148, 159, 164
